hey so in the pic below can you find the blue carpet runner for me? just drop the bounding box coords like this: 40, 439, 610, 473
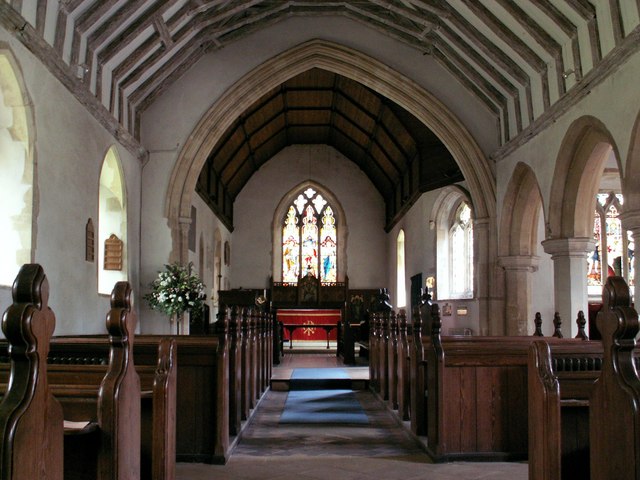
280, 369, 369, 425
289, 367, 352, 390
280, 389, 369, 425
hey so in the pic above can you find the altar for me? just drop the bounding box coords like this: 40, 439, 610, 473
277, 309, 342, 347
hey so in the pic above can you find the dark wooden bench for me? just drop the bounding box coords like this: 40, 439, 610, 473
528, 340, 603, 480
36, 339, 177, 480
528, 277, 640, 479
2, 280, 143, 479
0, 277, 177, 480
589, 276, 640, 479
0, 263, 64, 480
49, 304, 273, 466
408, 305, 602, 463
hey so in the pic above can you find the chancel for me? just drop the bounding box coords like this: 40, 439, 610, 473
0, 2, 640, 479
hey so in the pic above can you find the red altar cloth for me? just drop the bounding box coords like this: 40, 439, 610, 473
277, 309, 341, 341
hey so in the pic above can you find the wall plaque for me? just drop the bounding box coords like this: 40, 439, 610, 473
104, 234, 123, 270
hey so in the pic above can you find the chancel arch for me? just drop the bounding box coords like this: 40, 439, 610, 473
544, 116, 621, 336
273, 181, 347, 283
165, 39, 498, 326
98, 146, 128, 295
0, 47, 34, 287
498, 163, 545, 335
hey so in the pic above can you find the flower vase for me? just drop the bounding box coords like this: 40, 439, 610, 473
176, 312, 183, 335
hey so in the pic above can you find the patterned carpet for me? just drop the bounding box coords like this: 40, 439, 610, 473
233, 387, 426, 458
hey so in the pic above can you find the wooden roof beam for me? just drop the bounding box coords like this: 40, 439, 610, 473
564, 0, 602, 66
459, 0, 550, 110
441, 6, 534, 124
495, 0, 566, 97
435, 25, 523, 133
533, 0, 583, 81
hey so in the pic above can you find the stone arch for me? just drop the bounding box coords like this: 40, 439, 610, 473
272, 180, 348, 282
0, 45, 36, 286
621, 108, 640, 302
548, 116, 621, 240
499, 163, 545, 335
545, 115, 621, 337
624, 108, 640, 210
499, 163, 544, 257
165, 39, 495, 257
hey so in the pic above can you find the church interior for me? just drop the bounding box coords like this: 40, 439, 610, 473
0, 1, 640, 479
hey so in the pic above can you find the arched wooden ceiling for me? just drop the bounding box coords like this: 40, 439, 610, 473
1, 1, 638, 227
195, 68, 462, 210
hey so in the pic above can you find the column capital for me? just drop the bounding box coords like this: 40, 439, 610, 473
541, 237, 594, 259
498, 255, 539, 272
620, 209, 640, 233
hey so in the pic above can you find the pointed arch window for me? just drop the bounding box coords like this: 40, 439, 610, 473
98, 146, 128, 294
397, 230, 406, 308
449, 202, 474, 298
282, 187, 337, 283
587, 193, 634, 295
0, 52, 33, 286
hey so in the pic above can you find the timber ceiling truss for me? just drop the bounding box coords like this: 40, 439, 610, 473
1, 1, 639, 226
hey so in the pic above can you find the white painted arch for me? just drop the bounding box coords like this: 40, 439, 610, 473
164, 39, 498, 320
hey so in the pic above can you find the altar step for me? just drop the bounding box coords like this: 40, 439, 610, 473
271, 367, 369, 391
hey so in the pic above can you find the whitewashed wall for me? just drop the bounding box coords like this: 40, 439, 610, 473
137, 16, 497, 328
0, 31, 141, 335
496, 49, 640, 224
231, 144, 387, 290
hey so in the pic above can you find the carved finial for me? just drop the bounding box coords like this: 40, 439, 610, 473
110, 281, 132, 310
598, 276, 638, 347
10, 263, 49, 310
413, 308, 422, 337
3, 264, 52, 347
399, 312, 407, 335
575, 310, 588, 340
552, 312, 563, 338
431, 303, 442, 337
533, 312, 543, 336
106, 281, 135, 339
155, 337, 176, 376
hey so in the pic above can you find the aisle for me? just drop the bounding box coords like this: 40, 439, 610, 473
176, 354, 527, 480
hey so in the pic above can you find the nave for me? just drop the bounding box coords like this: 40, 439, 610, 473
176, 353, 527, 480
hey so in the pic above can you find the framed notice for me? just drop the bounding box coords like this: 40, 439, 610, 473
104, 234, 123, 270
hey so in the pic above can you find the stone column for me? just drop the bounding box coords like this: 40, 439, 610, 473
474, 216, 498, 335
541, 237, 594, 338
498, 255, 539, 336
177, 215, 192, 264
620, 209, 640, 303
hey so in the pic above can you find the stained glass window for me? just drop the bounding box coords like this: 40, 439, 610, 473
282, 188, 338, 283
588, 193, 634, 295
282, 206, 300, 282
320, 206, 337, 282
587, 212, 602, 285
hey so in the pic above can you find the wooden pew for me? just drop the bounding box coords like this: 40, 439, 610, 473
589, 276, 640, 479
0, 263, 64, 480
1, 283, 177, 480
416, 305, 604, 462
49, 332, 230, 465
25, 281, 141, 480
528, 340, 602, 480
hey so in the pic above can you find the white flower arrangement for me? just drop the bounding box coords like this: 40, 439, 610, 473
144, 262, 206, 317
